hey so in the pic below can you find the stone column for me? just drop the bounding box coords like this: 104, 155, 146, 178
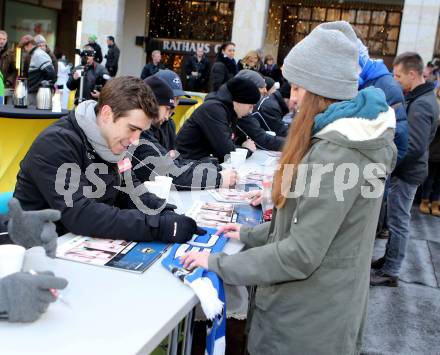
231, 0, 270, 60
118, 0, 148, 76
397, 0, 440, 64
80, 0, 126, 63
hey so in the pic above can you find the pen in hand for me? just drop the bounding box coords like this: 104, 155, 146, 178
29, 269, 69, 306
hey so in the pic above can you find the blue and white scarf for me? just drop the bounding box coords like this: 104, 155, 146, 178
162, 228, 228, 355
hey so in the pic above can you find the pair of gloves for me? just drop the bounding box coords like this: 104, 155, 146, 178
0, 198, 68, 322
156, 212, 205, 244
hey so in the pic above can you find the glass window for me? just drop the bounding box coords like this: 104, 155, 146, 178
341, 9, 356, 23
299, 7, 312, 19
372, 11, 387, 25
297, 21, 309, 34
387, 12, 401, 26
326, 8, 341, 22
356, 10, 371, 24
312, 7, 326, 21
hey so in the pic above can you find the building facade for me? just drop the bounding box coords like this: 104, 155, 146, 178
1, 0, 440, 77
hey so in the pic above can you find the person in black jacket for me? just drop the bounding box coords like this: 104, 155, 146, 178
234, 70, 285, 151
87, 34, 103, 63
209, 42, 237, 92
14, 76, 201, 244
259, 54, 283, 83
134, 76, 237, 190
105, 35, 120, 77
252, 80, 290, 137
184, 47, 210, 92
371, 52, 439, 287
176, 77, 260, 162
18, 35, 56, 105
67, 45, 109, 102
141, 50, 166, 80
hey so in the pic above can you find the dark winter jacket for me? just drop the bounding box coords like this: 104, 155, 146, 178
133, 126, 222, 190
236, 115, 285, 151
26, 46, 57, 93
176, 84, 251, 162
141, 62, 166, 80
429, 120, 440, 163
393, 82, 439, 185
429, 119, 440, 162
13, 110, 175, 241
105, 44, 120, 77
160, 119, 177, 151
88, 42, 103, 63
67, 62, 109, 101
259, 63, 283, 83
184, 55, 210, 83
0, 43, 17, 88
209, 54, 237, 92
362, 73, 408, 166
253, 90, 289, 137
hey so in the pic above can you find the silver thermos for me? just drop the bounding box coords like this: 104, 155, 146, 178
36, 81, 53, 110
13, 78, 28, 108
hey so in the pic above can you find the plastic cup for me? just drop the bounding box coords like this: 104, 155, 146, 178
155, 176, 173, 200
0, 244, 26, 278
230, 151, 243, 168
144, 180, 165, 199
235, 148, 248, 160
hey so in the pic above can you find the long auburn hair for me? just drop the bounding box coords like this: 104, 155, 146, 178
272, 91, 337, 208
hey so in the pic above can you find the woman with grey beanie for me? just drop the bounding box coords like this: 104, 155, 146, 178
181, 21, 397, 354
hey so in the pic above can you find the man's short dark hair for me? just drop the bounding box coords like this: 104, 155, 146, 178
393, 52, 424, 76
97, 76, 159, 121
107, 35, 115, 42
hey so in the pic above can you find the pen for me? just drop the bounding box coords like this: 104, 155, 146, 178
28, 269, 69, 306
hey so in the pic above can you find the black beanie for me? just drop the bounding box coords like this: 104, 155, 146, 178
279, 81, 291, 99
144, 76, 175, 107
226, 77, 260, 104
264, 76, 275, 91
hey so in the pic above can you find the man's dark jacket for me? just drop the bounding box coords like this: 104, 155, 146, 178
67, 62, 108, 101
253, 90, 289, 137
175, 84, 251, 162
209, 54, 237, 92
184, 54, 210, 89
393, 82, 439, 185
141, 62, 166, 80
105, 44, 120, 77
236, 115, 285, 151
0, 42, 17, 87
133, 126, 222, 191
14, 111, 173, 241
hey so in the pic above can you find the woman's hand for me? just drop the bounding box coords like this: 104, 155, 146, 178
180, 250, 210, 270
247, 190, 262, 206
215, 223, 242, 240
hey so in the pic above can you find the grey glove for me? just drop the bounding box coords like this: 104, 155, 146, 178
8, 198, 61, 258
0, 271, 68, 322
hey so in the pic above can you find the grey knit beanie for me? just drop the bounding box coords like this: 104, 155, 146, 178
282, 21, 358, 100
235, 69, 266, 88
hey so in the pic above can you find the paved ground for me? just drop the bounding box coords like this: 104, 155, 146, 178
362, 208, 440, 355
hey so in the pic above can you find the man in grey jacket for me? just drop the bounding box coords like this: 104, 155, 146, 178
371, 52, 439, 286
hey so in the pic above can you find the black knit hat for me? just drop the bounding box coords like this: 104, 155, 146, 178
264, 76, 275, 91
279, 81, 291, 99
144, 76, 175, 108
226, 77, 260, 104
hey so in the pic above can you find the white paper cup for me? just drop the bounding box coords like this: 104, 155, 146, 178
0, 244, 26, 278
235, 148, 248, 160
230, 151, 246, 168
155, 176, 173, 200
